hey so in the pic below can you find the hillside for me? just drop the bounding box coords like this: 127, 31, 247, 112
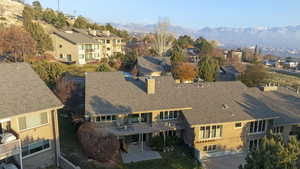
0, 0, 24, 26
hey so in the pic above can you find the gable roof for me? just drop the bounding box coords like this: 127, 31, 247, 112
0, 63, 63, 119
53, 31, 99, 44
137, 56, 171, 75
85, 72, 278, 125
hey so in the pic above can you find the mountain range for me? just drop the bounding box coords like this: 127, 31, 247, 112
112, 23, 300, 57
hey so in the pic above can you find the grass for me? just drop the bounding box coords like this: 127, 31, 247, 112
59, 116, 201, 169
64, 64, 99, 77
266, 70, 300, 87
124, 147, 201, 169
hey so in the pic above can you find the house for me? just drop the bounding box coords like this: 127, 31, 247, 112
0, 63, 63, 169
52, 29, 101, 64
284, 60, 299, 69
51, 28, 125, 65
225, 49, 243, 64
85, 72, 300, 161
136, 56, 171, 76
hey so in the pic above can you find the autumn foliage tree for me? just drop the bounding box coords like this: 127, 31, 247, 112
173, 62, 197, 82
0, 25, 36, 62
77, 122, 120, 164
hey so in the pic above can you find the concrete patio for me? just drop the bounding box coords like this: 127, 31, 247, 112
202, 153, 246, 169
121, 144, 162, 163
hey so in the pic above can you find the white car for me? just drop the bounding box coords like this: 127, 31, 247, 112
0, 163, 18, 169
0, 133, 17, 144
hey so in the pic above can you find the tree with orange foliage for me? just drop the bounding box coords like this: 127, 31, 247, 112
173, 62, 198, 82
0, 25, 36, 62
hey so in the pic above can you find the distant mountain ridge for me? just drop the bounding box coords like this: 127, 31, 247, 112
112, 23, 300, 56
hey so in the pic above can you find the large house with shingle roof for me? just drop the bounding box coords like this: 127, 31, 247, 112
85, 71, 300, 160
0, 63, 63, 169
51, 28, 125, 64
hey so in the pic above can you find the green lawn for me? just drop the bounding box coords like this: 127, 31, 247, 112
124, 147, 201, 169
64, 64, 99, 77
266, 70, 300, 87
59, 116, 201, 169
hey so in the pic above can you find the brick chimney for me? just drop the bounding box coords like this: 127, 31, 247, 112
146, 77, 155, 94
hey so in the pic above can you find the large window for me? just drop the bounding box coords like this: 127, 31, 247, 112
159, 110, 180, 120
18, 112, 48, 130
200, 125, 222, 140
95, 115, 116, 123
22, 140, 50, 157
272, 126, 284, 134
249, 120, 266, 134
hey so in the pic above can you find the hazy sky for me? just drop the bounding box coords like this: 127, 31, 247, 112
25, 0, 300, 29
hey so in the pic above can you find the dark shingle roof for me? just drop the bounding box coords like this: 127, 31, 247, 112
259, 87, 300, 125
54, 31, 99, 44
85, 72, 278, 125
137, 56, 171, 75
0, 63, 63, 119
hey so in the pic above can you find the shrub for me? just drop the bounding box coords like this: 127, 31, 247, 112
96, 63, 112, 72
77, 122, 120, 163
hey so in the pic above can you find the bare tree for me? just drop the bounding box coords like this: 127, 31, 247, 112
152, 18, 174, 57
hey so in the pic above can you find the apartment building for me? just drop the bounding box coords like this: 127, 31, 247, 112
0, 63, 63, 169
51, 28, 125, 65
85, 72, 300, 161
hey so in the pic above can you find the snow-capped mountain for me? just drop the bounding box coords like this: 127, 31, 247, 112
112, 23, 300, 56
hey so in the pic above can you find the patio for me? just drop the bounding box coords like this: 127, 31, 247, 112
121, 144, 162, 163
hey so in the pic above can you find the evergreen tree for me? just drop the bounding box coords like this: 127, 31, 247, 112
194, 37, 213, 57
170, 45, 186, 66
176, 35, 194, 49
240, 136, 300, 169
73, 16, 90, 29
241, 63, 268, 87
197, 56, 219, 82
32, 1, 42, 19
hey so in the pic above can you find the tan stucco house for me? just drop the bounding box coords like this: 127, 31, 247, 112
51, 28, 125, 65
0, 63, 63, 169
85, 72, 300, 161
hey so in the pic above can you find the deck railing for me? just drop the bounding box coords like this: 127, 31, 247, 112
0, 139, 21, 159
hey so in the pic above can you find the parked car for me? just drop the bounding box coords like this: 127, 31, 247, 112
0, 133, 17, 144
0, 163, 18, 169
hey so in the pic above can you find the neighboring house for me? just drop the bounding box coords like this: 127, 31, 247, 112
51, 28, 125, 65
85, 72, 300, 161
0, 63, 63, 169
137, 56, 171, 76
284, 61, 299, 69
52, 30, 101, 64
225, 49, 243, 63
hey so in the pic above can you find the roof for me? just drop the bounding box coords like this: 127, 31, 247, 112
85, 72, 278, 125
137, 56, 171, 75
258, 87, 300, 125
53, 31, 99, 44
0, 63, 63, 119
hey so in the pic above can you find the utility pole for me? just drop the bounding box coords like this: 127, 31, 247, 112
57, 0, 60, 11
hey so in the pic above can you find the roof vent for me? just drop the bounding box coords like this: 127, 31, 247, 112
222, 104, 229, 109
65, 30, 73, 34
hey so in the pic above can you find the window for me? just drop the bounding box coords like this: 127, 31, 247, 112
249, 139, 262, 150
235, 122, 242, 128
203, 145, 217, 152
272, 126, 284, 134
59, 54, 63, 58
96, 115, 116, 123
200, 125, 223, 140
107, 47, 111, 51
22, 140, 50, 157
249, 120, 266, 134
59, 44, 63, 48
106, 40, 110, 44
159, 110, 180, 120
18, 112, 48, 130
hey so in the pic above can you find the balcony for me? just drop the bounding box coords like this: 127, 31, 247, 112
0, 139, 21, 160
96, 121, 184, 136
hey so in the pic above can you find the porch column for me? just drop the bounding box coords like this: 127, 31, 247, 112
19, 140, 23, 169
141, 132, 144, 152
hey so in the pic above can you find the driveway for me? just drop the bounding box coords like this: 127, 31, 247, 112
202, 153, 246, 169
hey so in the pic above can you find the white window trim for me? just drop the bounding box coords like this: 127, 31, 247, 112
199, 125, 223, 141
18, 112, 49, 132
22, 140, 52, 159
